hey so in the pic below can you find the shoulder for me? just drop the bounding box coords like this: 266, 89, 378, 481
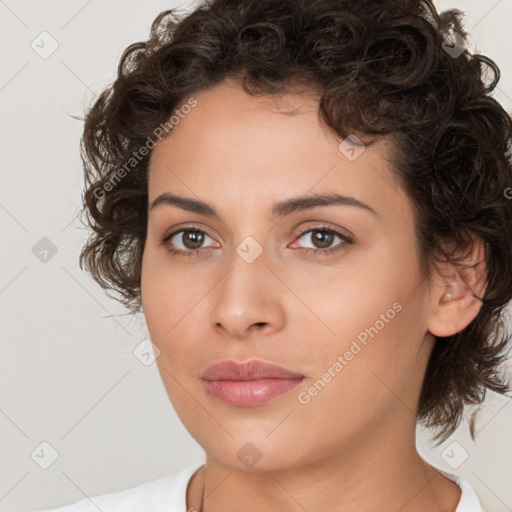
37, 463, 203, 512
436, 468, 484, 512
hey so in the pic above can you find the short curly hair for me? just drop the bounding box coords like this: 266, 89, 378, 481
78, 0, 512, 443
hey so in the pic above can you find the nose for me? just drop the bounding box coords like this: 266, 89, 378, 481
208, 250, 286, 341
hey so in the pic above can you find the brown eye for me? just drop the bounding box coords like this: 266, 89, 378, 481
292, 226, 354, 256
179, 230, 205, 250
309, 229, 336, 249
161, 228, 216, 257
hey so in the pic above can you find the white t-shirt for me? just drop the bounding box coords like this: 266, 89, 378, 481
39, 462, 484, 512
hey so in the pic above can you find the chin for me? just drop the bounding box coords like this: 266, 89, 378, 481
197, 431, 309, 473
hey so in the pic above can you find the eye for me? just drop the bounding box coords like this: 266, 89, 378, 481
160, 227, 217, 258
291, 226, 354, 256
160, 224, 354, 258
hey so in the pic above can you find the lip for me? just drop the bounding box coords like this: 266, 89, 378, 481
202, 359, 304, 381
201, 359, 305, 407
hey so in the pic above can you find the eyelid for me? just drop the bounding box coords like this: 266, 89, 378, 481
293, 220, 354, 240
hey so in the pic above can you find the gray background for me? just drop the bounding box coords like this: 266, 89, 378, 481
0, 1, 511, 511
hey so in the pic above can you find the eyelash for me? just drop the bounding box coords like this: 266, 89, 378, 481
160, 225, 354, 259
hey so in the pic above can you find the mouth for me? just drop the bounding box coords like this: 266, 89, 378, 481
201, 359, 305, 407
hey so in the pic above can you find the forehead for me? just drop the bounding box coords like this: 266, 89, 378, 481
147, 81, 406, 223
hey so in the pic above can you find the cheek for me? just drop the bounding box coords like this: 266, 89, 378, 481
306, 287, 427, 420
140, 271, 167, 339
302, 253, 424, 404
141, 246, 193, 338
141, 249, 206, 376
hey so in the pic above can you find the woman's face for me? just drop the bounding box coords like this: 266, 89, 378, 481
141, 80, 437, 471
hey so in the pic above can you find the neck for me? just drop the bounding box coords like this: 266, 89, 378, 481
188, 418, 461, 512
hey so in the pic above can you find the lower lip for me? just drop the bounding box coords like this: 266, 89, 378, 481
202, 378, 304, 407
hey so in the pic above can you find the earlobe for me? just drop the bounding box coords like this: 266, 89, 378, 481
427, 238, 488, 338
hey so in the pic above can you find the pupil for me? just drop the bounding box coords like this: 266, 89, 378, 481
185, 230, 204, 249
314, 230, 333, 249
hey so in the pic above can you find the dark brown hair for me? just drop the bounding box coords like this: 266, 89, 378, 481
78, 0, 512, 443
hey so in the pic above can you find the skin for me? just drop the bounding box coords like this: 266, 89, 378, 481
140, 79, 487, 512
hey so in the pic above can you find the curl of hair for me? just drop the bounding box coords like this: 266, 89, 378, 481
79, 0, 512, 443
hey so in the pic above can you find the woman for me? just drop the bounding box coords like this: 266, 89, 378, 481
42, 0, 512, 510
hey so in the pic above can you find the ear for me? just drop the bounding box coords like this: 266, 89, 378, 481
427, 235, 488, 338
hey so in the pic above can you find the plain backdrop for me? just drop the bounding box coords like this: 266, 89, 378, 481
0, 1, 511, 511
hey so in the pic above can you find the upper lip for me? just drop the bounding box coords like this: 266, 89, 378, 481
202, 359, 305, 381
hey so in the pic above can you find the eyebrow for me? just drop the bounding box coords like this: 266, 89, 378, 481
149, 192, 381, 220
